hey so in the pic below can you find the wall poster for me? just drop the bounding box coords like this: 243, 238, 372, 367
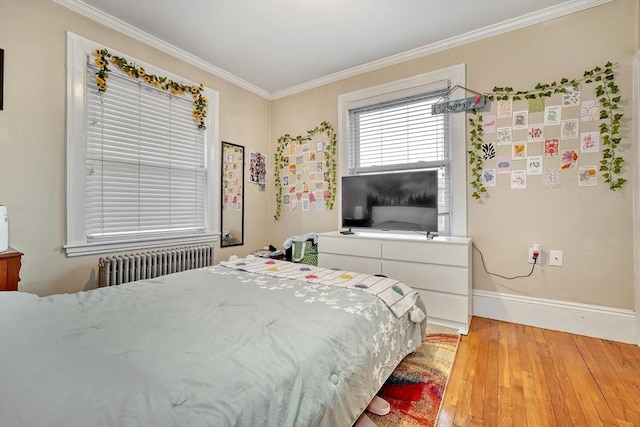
273, 121, 337, 220
250, 151, 267, 191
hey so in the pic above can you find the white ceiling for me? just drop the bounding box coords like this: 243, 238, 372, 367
57, 0, 608, 99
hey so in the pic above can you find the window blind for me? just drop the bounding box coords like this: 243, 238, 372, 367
348, 90, 451, 232
85, 62, 206, 241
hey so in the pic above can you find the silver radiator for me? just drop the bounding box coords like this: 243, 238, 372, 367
98, 244, 213, 287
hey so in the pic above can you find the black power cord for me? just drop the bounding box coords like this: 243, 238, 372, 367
472, 243, 537, 280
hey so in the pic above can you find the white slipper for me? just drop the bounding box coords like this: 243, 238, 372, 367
355, 413, 377, 427
366, 395, 390, 416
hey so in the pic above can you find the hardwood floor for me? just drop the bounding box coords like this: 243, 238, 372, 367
438, 317, 640, 427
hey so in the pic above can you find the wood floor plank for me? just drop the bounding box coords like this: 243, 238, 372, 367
522, 369, 543, 427
451, 319, 481, 427
510, 382, 527, 426
496, 321, 514, 426
516, 325, 543, 427
515, 323, 533, 374
622, 409, 640, 426
535, 339, 573, 426
572, 334, 628, 423
453, 375, 475, 426
438, 332, 469, 427
469, 318, 489, 421
524, 329, 556, 426
533, 326, 547, 344
601, 340, 640, 411
497, 321, 512, 389
440, 318, 640, 427
582, 336, 640, 422
505, 320, 523, 389
609, 337, 640, 366
481, 319, 499, 427
542, 329, 599, 426
563, 335, 616, 425
496, 385, 513, 427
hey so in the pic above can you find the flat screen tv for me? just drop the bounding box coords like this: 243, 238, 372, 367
341, 170, 438, 233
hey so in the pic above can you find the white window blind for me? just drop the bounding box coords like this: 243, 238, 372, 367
85, 62, 206, 241
348, 90, 451, 233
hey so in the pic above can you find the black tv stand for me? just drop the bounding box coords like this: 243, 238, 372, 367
340, 227, 355, 235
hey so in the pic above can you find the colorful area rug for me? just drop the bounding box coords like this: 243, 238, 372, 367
368, 324, 460, 426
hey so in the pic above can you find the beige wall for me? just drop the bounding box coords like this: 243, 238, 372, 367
269, 0, 637, 310
0, 0, 271, 295
0, 0, 636, 311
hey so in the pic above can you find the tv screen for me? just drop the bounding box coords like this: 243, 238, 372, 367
341, 170, 438, 233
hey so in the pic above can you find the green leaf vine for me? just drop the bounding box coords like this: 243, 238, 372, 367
468, 110, 486, 200
93, 48, 208, 130
468, 61, 625, 200
274, 121, 337, 221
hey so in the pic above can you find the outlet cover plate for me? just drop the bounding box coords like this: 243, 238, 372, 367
549, 249, 563, 267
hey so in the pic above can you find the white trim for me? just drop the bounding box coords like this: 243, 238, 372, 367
337, 64, 467, 237
473, 289, 637, 344
54, 0, 611, 100
271, 0, 613, 99
64, 234, 219, 257
54, 0, 270, 99
633, 50, 640, 346
65, 32, 220, 257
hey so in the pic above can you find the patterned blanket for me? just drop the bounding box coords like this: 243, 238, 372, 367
221, 256, 425, 322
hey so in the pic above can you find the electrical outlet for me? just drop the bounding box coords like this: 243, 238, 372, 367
528, 247, 542, 264
549, 249, 563, 267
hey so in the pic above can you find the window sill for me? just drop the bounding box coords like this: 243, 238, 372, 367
64, 233, 219, 257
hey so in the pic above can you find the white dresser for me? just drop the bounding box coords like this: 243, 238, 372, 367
317, 231, 472, 334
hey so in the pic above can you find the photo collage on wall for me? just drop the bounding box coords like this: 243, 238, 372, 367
223, 146, 243, 212
281, 139, 330, 212
249, 151, 266, 191
480, 85, 602, 190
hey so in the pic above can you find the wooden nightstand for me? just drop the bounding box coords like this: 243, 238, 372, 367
0, 247, 23, 291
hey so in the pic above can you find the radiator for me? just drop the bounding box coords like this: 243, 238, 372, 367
98, 244, 213, 287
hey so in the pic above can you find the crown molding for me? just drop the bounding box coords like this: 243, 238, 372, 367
52, 0, 271, 99
54, 0, 612, 101
270, 0, 613, 99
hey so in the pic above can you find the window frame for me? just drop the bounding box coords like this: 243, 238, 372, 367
338, 64, 468, 237
64, 32, 220, 257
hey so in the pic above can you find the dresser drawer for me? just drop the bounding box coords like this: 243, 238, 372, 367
318, 253, 382, 276
416, 289, 469, 324
383, 239, 469, 267
383, 260, 469, 295
318, 235, 382, 259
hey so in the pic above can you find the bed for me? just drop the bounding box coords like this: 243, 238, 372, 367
0, 256, 426, 427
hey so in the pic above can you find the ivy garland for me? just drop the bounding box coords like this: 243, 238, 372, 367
93, 48, 208, 129
274, 121, 337, 221
468, 61, 625, 200
468, 112, 486, 200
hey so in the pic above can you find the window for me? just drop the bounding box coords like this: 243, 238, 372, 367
338, 65, 467, 236
348, 91, 450, 232
65, 33, 220, 256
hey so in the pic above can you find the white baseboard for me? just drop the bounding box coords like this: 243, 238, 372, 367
473, 290, 637, 345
